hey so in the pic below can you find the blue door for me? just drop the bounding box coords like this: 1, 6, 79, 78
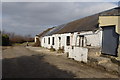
102, 26, 119, 56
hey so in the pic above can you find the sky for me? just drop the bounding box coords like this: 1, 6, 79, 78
2, 1, 119, 37
1, 0, 120, 2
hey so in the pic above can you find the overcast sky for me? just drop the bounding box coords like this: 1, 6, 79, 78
2, 2, 118, 37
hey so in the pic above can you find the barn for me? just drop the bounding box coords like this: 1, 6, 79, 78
35, 6, 120, 62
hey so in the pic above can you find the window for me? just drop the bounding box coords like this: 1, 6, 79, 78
81, 37, 84, 47
58, 37, 61, 47
58, 37, 61, 41
48, 37, 50, 44
52, 37, 54, 45
66, 36, 70, 46
44, 38, 45, 43
79, 35, 84, 47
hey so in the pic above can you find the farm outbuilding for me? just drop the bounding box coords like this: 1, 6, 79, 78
35, 6, 120, 62
101, 26, 119, 56
99, 7, 120, 59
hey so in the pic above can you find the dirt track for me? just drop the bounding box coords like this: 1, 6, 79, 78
2, 46, 119, 78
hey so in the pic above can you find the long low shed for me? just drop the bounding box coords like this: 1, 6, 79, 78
35, 6, 120, 62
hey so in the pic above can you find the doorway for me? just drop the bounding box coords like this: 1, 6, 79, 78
102, 26, 119, 56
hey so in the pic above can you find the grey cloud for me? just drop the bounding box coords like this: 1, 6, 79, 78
2, 2, 117, 36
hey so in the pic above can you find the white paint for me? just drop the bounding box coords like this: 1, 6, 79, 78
68, 46, 88, 62
41, 33, 71, 52
85, 30, 102, 47
77, 29, 102, 47
40, 29, 102, 62
34, 36, 39, 43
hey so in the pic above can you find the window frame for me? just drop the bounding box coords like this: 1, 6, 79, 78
52, 37, 55, 45
48, 37, 50, 44
66, 36, 70, 46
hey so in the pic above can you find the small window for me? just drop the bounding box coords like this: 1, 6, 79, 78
44, 38, 45, 43
48, 37, 50, 44
58, 37, 61, 41
79, 35, 84, 47
52, 37, 54, 45
81, 37, 84, 47
66, 36, 70, 46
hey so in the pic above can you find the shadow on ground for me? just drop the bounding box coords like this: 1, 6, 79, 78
2, 54, 75, 78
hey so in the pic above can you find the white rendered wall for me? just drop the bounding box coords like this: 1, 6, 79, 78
41, 36, 52, 49
85, 30, 102, 47
35, 37, 37, 43
68, 46, 88, 62
35, 36, 39, 43
41, 30, 102, 51
52, 34, 61, 50
77, 30, 102, 47
61, 33, 71, 53
41, 33, 71, 52
70, 32, 78, 46
40, 30, 102, 63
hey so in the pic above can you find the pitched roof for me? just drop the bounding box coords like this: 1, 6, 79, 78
99, 7, 120, 16
55, 14, 99, 34
38, 27, 55, 37
44, 24, 67, 36
38, 6, 120, 36
55, 7, 120, 34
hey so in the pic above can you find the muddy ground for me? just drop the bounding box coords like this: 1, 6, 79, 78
2, 46, 119, 78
